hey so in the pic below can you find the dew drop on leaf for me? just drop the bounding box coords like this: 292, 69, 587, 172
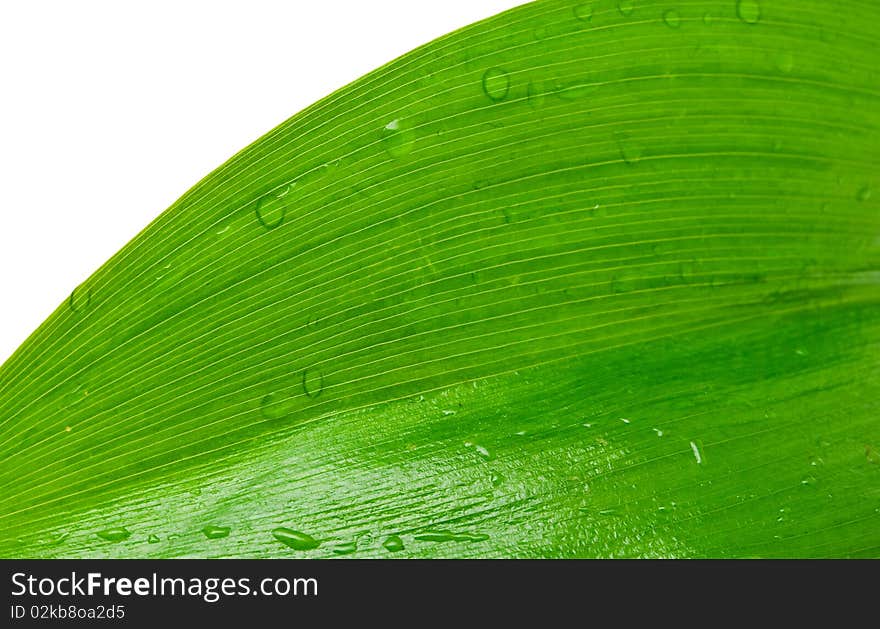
96, 527, 131, 543
415, 530, 488, 543
775, 51, 794, 73
414, 531, 455, 543
482, 68, 510, 102
333, 541, 358, 555
737, 0, 761, 25
68, 283, 92, 313
573, 4, 593, 22
302, 368, 324, 398
260, 392, 290, 420
615, 132, 642, 165
382, 535, 404, 552
690, 440, 703, 464
271, 527, 320, 550
147, 534, 160, 544
617, 0, 634, 17
202, 525, 230, 540
663, 10, 681, 28
381, 118, 415, 158
255, 185, 290, 230
527, 80, 545, 110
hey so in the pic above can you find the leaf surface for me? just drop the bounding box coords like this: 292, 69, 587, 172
1, 0, 879, 558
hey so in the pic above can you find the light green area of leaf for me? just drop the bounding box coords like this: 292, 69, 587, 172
1, 0, 878, 558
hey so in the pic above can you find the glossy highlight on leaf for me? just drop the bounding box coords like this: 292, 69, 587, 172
1, 0, 878, 558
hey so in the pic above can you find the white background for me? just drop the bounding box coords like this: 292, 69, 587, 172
0, 0, 526, 366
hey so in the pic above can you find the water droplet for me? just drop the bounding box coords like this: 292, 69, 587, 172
255, 185, 290, 230
653, 428, 664, 437
260, 392, 291, 420
441, 409, 456, 416
147, 534, 160, 544
415, 531, 489, 543
43, 531, 69, 547
381, 118, 415, 158
202, 525, 230, 540
482, 68, 510, 102
617, 0, 634, 17
527, 80, 546, 110
97, 527, 131, 543
69, 283, 91, 313
857, 186, 872, 202
775, 51, 794, 73
382, 535, 404, 552
64, 425, 72, 432
737, 0, 761, 25
490, 472, 504, 487
415, 531, 455, 543
465, 441, 491, 459
615, 132, 642, 164
333, 541, 358, 555
457, 532, 489, 542
620, 417, 631, 424
663, 10, 681, 28
801, 475, 818, 487
298, 160, 339, 188
588, 203, 606, 218
573, 4, 593, 22
690, 440, 703, 464
272, 527, 320, 551
302, 368, 324, 399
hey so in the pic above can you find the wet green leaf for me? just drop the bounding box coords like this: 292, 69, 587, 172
1, 0, 878, 558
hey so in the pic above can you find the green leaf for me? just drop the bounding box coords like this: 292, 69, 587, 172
1, 0, 878, 558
